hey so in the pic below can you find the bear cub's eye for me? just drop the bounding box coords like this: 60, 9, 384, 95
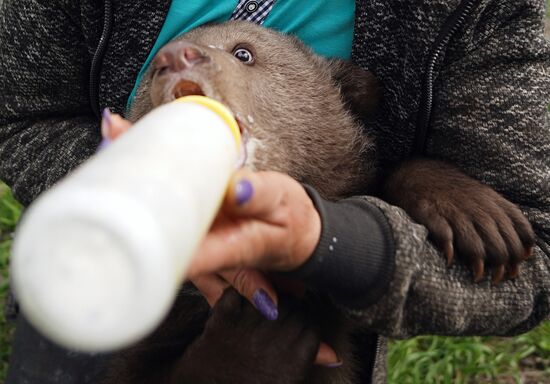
232, 46, 255, 65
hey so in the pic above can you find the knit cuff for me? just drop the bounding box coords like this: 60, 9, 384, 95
292, 185, 396, 310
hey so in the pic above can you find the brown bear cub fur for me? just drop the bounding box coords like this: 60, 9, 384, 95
104, 21, 534, 384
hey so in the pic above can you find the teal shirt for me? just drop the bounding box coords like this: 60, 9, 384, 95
127, 0, 355, 109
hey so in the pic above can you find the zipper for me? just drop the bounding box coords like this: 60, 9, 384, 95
370, 335, 382, 383
412, 0, 479, 156
89, 0, 113, 119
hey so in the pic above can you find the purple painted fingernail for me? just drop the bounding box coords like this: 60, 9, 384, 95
101, 108, 112, 138
235, 179, 253, 206
96, 137, 111, 152
252, 289, 278, 321
102, 107, 112, 124
323, 361, 343, 368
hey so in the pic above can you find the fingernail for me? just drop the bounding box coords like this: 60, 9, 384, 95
323, 361, 343, 368
235, 179, 253, 206
96, 138, 111, 152
101, 108, 112, 139
252, 289, 278, 321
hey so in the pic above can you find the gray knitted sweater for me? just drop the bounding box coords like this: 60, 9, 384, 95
0, 0, 549, 382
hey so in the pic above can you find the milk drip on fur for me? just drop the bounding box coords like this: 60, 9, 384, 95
11, 96, 242, 352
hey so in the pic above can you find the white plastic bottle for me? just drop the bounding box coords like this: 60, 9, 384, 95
10, 96, 242, 352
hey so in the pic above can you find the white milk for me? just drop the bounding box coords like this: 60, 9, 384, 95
11, 96, 241, 352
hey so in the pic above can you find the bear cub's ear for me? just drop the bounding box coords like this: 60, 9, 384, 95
328, 59, 379, 122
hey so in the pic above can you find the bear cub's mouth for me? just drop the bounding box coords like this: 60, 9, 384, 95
171, 79, 246, 137
172, 80, 205, 99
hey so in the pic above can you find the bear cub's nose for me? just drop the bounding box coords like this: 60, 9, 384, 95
154, 41, 209, 74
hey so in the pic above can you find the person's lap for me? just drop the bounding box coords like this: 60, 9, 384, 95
6, 315, 110, 384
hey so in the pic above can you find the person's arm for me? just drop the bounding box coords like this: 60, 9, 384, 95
297, 0, 550, 338
0, 0, 100, 206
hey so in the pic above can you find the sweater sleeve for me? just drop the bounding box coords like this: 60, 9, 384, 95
330, 1, 550, 338
0, 0, 100, 206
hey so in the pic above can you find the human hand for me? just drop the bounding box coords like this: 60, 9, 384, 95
100, 109, 337, 366
186, 168, 322, 276
98, 109, 321, 286
98, 110, 281, 308
182, 155, 337, 365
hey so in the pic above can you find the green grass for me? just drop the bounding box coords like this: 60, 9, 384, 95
0, 182, 21, 381
0, 181, 549, 383
388, 325, 550, 383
